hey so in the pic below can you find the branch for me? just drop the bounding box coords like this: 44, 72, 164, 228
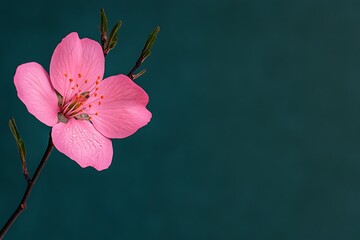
128, 26, 160, 80
99, 8, 122, 57
0, 133, 54, 239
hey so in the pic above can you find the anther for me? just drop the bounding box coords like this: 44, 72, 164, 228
100, 95, 104, 99
64, 73, 68, 77
69, 78, 73, 82
94, 93, 98, 97
85, 79, 88, 83
98, 101, 101, 106
97, 76, 101, 80
78, 73, 82, 78
95, 112, 99, 116
89, 104, 92, 108
96, 80, 99, 85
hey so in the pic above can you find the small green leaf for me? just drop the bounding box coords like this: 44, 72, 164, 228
100, 8, 108, 34
109, 20, 122, 39
138, 26, 160, 64
9, 118, 21, 144
108, 40, 117, 49
100, 8, 108, 50
105, 20, 122, 54
142, 26, 160, 56
132, 69, 147, 80
9, 118, 28, 180
9, 118, 26, 161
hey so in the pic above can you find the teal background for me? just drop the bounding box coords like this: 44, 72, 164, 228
1, 0, 360, 239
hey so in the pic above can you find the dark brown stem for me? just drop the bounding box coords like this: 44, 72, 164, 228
127, 58, 143, 80
101, 34, 107, 57
0, 134, 54, 239
22, 166, 30, 184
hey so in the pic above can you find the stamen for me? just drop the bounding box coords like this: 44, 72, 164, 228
80, 92, 90, 99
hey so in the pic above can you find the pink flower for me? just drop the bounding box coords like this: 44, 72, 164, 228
14, 32, 152, 171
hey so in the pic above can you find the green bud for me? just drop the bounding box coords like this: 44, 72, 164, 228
142, 26, 160, 58
9, 117, 29, 182
100, 8, 108, 34
133, 69, 147, 80
105, 20, 122, 54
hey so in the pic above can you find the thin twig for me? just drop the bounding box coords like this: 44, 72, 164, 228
127, 58, 144, 80
127, 26, 160, 80
0, 133, 54, 239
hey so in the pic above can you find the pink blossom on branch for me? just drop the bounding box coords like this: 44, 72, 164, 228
14, 32, 152, 171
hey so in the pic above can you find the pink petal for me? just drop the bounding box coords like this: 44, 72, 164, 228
14, 62, 59, 126
49, 32, 104, 101
89, 74, 152, 139
52, 118, 113, 171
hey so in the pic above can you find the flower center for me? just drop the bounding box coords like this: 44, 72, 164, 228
57, 73, 104, 123
58, 92, 90, 123
62, 91, 89, 116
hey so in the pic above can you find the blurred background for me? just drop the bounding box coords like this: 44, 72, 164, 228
1, 0, 360, 239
